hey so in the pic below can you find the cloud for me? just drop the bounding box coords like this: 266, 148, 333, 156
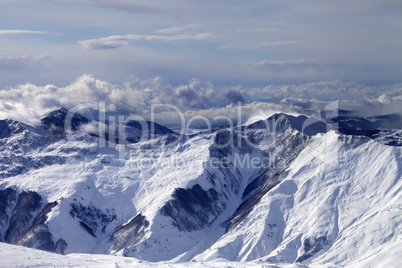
31, 0, 174, 14
0, 54, 52, 61
153, 25, 197, 34
0, 74, 246, 126
0, 54, 53, 72
243, 80, 402, 102
1, 75, 401, 131
244, 59, 319, 75
251, 59, 316, 67
0, 100, 42, 126
241, 81, 402, 120
221, 88, 245, 104
336, 97, 402, 118
79, 33, 215, 49
79, 39, 128, 50
0, 30, 49, 35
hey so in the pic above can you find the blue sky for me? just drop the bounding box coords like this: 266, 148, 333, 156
1, 0, 401, 87
0, 0, 401, 124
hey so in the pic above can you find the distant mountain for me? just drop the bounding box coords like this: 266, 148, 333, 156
106, 119, 175, 144
0, 111, 400, 266
39, 107, 175, 143
325, 112, 402, 146
40, 107, 90, 135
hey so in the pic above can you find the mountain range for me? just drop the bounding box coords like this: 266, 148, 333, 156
0, 107, 400, 267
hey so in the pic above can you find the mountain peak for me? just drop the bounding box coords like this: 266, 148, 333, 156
44, 107, 70, 119
0, 118, 50, 139
245, 112, 327, 136
40, 107, 90, 135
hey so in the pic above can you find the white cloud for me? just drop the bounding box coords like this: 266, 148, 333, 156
0, 100, 42, 126
378, 94, 391, 105
1, 75, 400, 129
0, 74, 244, 125
0, 54, 52, 61
243, 80, 402, 102
79, 33, 215, 49
0, 30, 49, 35
250, 59, 316, 67
153, 25, 197, 34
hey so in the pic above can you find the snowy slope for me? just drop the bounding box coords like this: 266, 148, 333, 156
194, 132, 402, 266
0, 242, 313, 268
0, 239, 400, 267
0, 110, 401, 267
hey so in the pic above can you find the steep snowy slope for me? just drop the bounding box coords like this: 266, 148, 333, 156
0, 110, 400, 266
0, 118, 58, 178
194, 132, 402, 266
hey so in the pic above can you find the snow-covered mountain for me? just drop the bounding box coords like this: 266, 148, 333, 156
40, 106, 175, 143
0, 108, 400, 267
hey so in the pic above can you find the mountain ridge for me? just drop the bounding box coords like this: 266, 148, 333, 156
0, 109, 400, 266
